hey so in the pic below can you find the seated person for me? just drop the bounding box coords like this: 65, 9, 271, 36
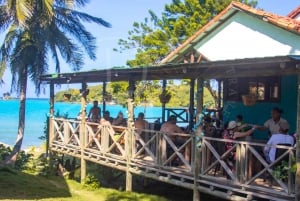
134, 112, 149, 131
263, 122, 294, 163
102, 110, 113, 124
88, 100, 101, 122
224, 121, 256, 167
228, 121, 256, 141
236, 114, 250, 132
203, 115, 216, 137
99, 117, 112, 126
112, 111, 127, 127
160, 115, 190, 163
160, 115, 183, 141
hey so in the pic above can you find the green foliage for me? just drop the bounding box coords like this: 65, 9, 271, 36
54, 82, 216, 108
115, 0, 257, 67
273, 159, 296, 180
24, 147, 52, 176
82, 174, 101, 190
0, 144, 33, 170
113, 0, 257, 107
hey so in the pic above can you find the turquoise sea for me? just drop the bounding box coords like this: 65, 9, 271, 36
0, 99, 162, 149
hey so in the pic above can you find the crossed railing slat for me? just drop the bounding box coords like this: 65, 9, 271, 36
133, 130, 157, 161
50, 118, 295, 198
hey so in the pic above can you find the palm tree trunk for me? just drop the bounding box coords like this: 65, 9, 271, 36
5, 68, 27, 165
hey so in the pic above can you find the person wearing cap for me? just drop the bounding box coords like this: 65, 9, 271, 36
263, 122, 294, 163
226, 121, 256, 140
257, 107, 289, 135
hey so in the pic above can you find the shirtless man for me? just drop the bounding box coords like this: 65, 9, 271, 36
160, 115, 190, 163
160, 115, 183, 141
88, 101, 101, 123
134, 112, 149, 130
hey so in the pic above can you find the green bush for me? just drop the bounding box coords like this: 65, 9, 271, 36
273, 158, 296, 180
82, 174, 101, 190
0, 144, 33, 170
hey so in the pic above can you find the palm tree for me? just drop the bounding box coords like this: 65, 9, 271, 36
0, 0, 111, 164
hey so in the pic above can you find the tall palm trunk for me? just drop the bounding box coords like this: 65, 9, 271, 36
5, 67, 27, 165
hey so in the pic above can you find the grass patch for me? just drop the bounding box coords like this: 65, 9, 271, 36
0, 167, 167, 201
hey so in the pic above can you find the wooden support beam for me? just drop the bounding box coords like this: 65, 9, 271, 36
189, 79, 195, 130
193, 136, 201, 201
80, 82, 87, 184
217, 80, 222, 108
126, 98, 134, 191
193, 78, 203, 201
102, 81, 107, 115
162, 80, 167, 123
296, 74, 300, 201
196, 78, 204, 123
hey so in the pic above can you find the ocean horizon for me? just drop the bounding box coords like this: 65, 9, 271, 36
0, 99, 162, 149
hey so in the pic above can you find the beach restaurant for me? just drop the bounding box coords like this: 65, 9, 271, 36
40, 2, 300, 201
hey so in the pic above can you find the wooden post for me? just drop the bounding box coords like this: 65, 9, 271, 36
193, 136, 201, 201
80, 82, 87, 184
189, 79, 195, 130
125, 80, 135, 191
196, 78, 204, 123
296, 74, 300, 201
217, 80, 222, 109
63, 121, 70, 144
162, 80, 167, 123
102, 81, 107, 115
193, 78, 204, 201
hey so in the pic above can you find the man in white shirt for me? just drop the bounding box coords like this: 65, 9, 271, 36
263, 122, 294, 163
258, 107, 289, 135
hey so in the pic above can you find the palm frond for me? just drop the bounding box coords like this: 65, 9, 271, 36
54, 11, 96, 59
48, 26, 84, 70
14, 0, 33, 27
41, 0, 55, 22
0, 6, 13, 33
55, 0, 90, 8
48, 41, 61, 73
55, 6, 111, 28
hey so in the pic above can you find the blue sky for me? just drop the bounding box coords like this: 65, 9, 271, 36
1, 0, 300, 97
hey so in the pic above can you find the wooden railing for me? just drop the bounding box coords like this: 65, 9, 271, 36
49, 117, 295, 200
165, 108, 189, 123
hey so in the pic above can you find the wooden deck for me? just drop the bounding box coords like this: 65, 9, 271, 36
49, 117, 296, 201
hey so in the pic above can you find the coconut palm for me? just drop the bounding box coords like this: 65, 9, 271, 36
0, 0, 111, 164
